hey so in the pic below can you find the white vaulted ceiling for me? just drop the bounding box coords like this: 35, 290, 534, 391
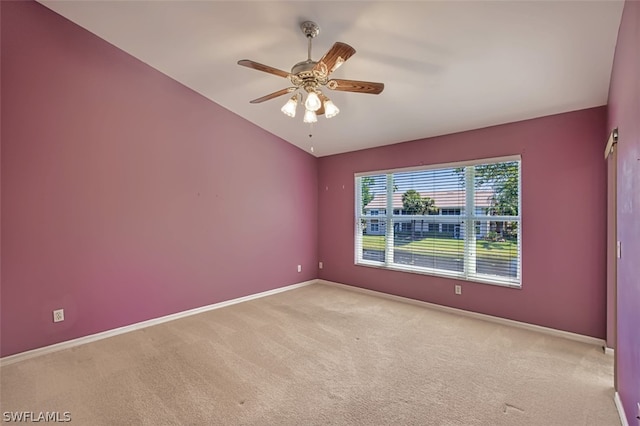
38, 1, 623, 157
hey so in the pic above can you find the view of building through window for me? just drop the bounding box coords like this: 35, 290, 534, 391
355, 157, 521, 286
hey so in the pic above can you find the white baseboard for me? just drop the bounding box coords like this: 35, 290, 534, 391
604, 347, 615, 356
2, 278, 608, 367
0, 280, 316, 367
614, 392, 629, 426
317, 279, 607, 348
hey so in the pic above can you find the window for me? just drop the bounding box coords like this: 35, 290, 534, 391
441, 208, 461, 215
355, 156, 521, 287
441, 223, 456, 234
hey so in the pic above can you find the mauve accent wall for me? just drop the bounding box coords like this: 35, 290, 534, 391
318, 107, 608, 338
1, 1, 317, 357
607, 1, 640, 423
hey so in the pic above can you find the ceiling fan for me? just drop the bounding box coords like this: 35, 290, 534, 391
238, 21, 384, 123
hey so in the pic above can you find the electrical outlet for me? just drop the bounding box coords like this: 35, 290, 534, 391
297, 265, 302, 273
455, 285, 462, 295
53, 309, 64, 323
319, 261, 323, 269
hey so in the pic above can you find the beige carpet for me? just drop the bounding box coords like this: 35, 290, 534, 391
1, 283, 618, 425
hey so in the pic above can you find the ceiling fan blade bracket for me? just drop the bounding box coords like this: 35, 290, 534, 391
315, 62, 328, 76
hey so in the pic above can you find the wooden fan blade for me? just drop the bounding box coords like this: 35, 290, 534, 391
313, 42, 356, 75
249, 87, 296, 104
326, 79, 384, 94
238, 59, 290, 78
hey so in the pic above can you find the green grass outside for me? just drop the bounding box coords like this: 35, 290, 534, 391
362, 235, 518, 259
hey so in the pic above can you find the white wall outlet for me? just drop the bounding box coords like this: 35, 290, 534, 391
297, 265, 302, 273
455, 285, 462, 295
319, 261, 323, 269
53, 309, 64, 323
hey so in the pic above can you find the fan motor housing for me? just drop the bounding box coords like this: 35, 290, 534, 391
291, 59, 317, 75
290, 60, 328, 88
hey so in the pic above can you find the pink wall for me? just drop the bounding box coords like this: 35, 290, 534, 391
0, 1, 317, 357
0, 0, 620, 370
607, 1, 640, 423
318, 107, 608, 338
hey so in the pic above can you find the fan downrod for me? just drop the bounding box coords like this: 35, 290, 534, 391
300, 21, 320, 38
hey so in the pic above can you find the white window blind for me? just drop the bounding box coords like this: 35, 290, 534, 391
355, 157, 521, 287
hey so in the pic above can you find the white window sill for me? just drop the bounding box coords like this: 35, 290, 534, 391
355, 260, 522, 289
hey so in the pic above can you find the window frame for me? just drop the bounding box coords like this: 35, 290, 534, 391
354, 155, 522, 288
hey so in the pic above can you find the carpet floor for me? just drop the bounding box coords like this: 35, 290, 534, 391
0, 283, 618, 425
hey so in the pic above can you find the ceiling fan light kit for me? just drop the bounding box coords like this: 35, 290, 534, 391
238, 21, 384, 125
304, 91, 322, 112
281, 95, 299, 117
303, 109, 318, 124
323, 99, 339, 118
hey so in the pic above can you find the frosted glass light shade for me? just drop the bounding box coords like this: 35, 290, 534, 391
281, 96, 298, 118
323, 100, 339, 118
303, 109, 318, 123
304, 91, 321, 112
